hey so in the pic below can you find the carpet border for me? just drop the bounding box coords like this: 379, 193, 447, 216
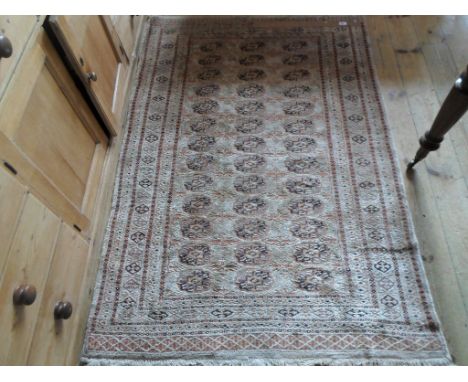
360, 16, 453, 363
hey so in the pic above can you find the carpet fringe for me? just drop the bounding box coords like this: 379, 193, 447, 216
80, 356, 453, 366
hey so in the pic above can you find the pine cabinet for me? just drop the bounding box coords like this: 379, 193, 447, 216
0, 15, 145, 365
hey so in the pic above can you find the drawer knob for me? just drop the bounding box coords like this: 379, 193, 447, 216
87, 71, 97, 82
54, 301, 73, 320
13, 285, 37, 306
0, 33, 13, 59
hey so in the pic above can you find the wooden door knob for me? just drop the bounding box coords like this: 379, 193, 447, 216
0, 33, 13, 59
87, 71, 97, 82
13, 285, 37, 306
54, 301, 73, 320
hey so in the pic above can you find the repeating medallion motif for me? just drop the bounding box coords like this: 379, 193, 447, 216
178, 243, 211, 265
190, 118, 216, 133
234, 218, 268, 239
178, 270, 211, 292
235, 242, 269, 265
197, 68, 221, 80
182, 195, 212, 214
283, 119, 315, 134
234, 155, 267, 173
285, 156, 321, 173
233, 196, 267, 215
285, 176, 321, 194
295, 268, 334, 293
239, 54, 264, 66
236, 269, 273, 292
235, 118, 264, 134
234, 175, 266, 194
294, 241, 331, 263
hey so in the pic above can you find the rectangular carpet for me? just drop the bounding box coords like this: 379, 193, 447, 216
81, 16, 451, 365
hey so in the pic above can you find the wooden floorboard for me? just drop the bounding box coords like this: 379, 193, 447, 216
366, 15, 468, 366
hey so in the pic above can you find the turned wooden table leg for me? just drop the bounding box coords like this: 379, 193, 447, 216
408, 64, 468, 170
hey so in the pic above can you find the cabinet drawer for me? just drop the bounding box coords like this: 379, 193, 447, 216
28, 223, 90, 365
0, 193, 61, 365
0, 16, 40, 100
0, 30, 108, 236
49, 16, 128, 136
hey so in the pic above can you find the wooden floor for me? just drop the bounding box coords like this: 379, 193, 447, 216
366, 15, 468, 365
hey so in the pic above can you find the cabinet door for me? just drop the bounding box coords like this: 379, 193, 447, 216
0, 193, 61, 365
28, 223, 90, 365
0, 30, 108, 236
0, 168, 27, 280
110, 15, 144, 60
49, 16, 128, 136
0, 16, 41, 99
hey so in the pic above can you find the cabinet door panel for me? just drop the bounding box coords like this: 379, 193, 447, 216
0, 30, 108, 235
49, 16, 127, 136
0, 194, 60, 365
111, 16, 143, 59
14, 67, 96, 208
0, 168, 27, 279
28, 223, 89, 365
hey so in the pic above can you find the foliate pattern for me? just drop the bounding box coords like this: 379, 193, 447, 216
182, 195, 212, 214
234, 218, 268, 239
236, 269, 273, 291
233, 196, 267, 215
287, 196, 324, 215
283, 54, 308, 65
283, 119, 315, 134
180, 218, 212, 239
285, 176, 321, 194
240, 41, 265, 51
238, 69, 266, 81
184, 174, 213, 191
178, 243, 211, 265
192, 99, 219, 114
235, 242, 269, 265
234, 175, 266, 193
295, 268, 334, 293
284, 156, 321, 173
235, 101, 265, 115
83, 17, 450, 366
234, 136, 266, 152
187, 135, 216, 152
294, 241, 331, 263
237, 83, 265, 98
198, 68, 221, 80
190, 118, 216, 133
198, 55, 222, 65
235, 118, 264, 134
195, 84, 220, 96
290, 218, 327, 239
178, 270, 211, 292
283, 69, 310, 81
239, 54, 264, 65
234, 154, 267, 173
284, 137, 316, 152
